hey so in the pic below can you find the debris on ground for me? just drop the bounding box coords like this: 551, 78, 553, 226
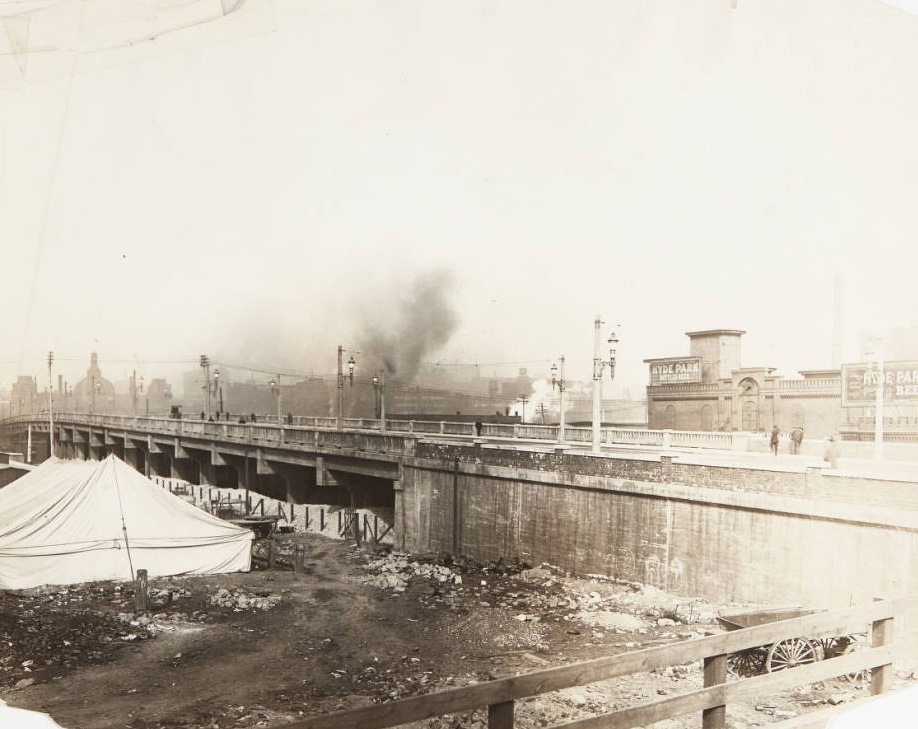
208, 588, 282, 611
362, 553, 463, 592
2, 535, 915, 729
0, 584, 155, 689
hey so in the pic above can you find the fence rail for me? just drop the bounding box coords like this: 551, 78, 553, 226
288, 597, 913, 729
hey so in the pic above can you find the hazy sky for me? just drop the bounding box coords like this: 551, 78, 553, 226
2, 0, 918, 396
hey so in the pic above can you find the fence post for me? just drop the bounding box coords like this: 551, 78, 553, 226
134, 569, 148, 614
488, 700, 514, 729
702, 653, 727, 729
871, 613, 894, 695
294, 545, 306, 574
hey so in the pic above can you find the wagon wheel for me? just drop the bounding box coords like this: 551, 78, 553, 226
766, 638, 818, 672
813, 637, 841, 660
838, 634, 870, 689
729, 648, 766, 677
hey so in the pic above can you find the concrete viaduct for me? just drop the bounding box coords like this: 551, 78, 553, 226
2, 413, 918, 611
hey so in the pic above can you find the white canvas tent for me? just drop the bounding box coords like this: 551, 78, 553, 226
0, 698, 67, 728
0, 455, 253, 590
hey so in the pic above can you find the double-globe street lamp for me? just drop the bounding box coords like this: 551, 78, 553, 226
336, 346, 356, 430
592, 316, 619, 453
551, 355, 566, 444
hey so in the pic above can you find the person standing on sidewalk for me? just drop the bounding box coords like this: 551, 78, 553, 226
769, 425, 780, 455
824, 436, 838, 469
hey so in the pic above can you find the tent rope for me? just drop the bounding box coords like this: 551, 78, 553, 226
109, 457, 136, 581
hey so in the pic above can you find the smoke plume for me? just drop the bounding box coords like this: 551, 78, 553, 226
358, 270, 459, 384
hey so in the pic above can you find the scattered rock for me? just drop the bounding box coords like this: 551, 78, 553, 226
209, 588, 281, 611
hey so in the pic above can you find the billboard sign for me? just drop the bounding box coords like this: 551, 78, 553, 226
841, 360, 918, 406
649, 357, 702, 386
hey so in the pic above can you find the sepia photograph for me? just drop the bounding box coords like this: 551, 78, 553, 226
1, 1, 918, 727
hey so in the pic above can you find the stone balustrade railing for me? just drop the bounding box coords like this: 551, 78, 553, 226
3, 413, 753, 452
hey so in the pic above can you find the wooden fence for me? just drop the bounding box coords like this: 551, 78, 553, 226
287, 597, 915, 729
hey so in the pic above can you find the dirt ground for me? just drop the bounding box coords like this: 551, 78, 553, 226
2, 533, 915, 729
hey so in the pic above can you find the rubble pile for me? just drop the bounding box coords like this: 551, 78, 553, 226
148, 587, 193, 608
0, 586, 154, 689
446, 608, 551, 655
362, 554, 463, 592
209, 588, 282, 611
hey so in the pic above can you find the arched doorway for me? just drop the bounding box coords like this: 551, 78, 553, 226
663, 405, 676, 429
738, 378, 760, 431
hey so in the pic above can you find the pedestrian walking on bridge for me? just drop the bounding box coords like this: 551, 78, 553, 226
769, 425, 780, 455
790, 426, 804, 455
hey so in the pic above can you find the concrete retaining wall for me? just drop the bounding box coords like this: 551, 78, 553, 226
400, 444, 918, 607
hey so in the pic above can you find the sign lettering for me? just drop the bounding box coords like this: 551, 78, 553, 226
842, 361, 918, 406
649, 357, 702, 386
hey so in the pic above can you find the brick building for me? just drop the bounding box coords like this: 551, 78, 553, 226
645, 330, 843, 437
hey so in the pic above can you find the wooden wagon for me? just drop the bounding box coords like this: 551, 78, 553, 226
717, 607, 867, 679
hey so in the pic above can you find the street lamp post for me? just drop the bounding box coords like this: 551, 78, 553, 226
336, 346, 356, 431
551, 355, 566, 443
199, 355, 211, 419
212, 369, 222, 418
871, 353, 885, 461
372, 371, 386, 432
591, 316, 619, 453
47, 351, 54, 457
864, 339, 885, 461
270, 376, 282, 423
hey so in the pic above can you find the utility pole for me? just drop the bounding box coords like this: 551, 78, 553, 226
47, 351, 54, 458
517, 395, 529, 422
131, 369, 137, 416
538, 401, 546, 424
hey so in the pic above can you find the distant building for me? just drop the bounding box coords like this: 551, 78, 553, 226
645, 330, 844, 437
72, 353, 116, 414
565, 398, 648, 427
9, 376, 38, 416
143, 378, 173, 416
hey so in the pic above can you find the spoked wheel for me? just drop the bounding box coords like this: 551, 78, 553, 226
729, 648, 766, 677
813, 638, 839, 660
839, 635, 870, 689
766, 638, 818, 672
